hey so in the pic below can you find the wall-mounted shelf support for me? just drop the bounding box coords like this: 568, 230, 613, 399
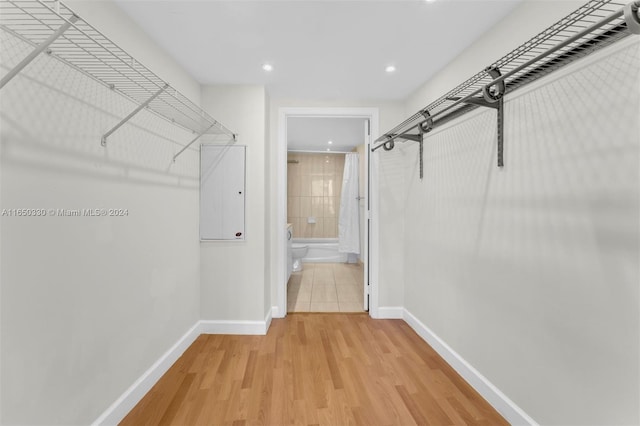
418, 137, 424, 180
497, 98, 504, 168
372, 110, 433, 180
391, 134, 422, 143
0, 14, 78, 90
101, 84, 168, 147
172, 125, 238, 162
416, 110, 432, 180
447, 67, 506, 168
173, 125, 215, 162
624, 1, 640, 33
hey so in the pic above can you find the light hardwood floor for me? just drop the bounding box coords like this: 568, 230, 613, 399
121, 314, 508, 426
288, 263, 365, 313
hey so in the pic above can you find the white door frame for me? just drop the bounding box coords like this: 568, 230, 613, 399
276, 107, 380, 318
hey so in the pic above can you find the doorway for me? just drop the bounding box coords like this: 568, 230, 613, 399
276, 107, 379, 318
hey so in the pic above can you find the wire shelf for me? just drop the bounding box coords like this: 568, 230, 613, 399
374, 0, 638, 147
0, 0, 236, 143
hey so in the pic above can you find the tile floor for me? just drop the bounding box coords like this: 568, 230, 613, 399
287, 262, 365, 313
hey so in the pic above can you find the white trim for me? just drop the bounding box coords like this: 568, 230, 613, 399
200, 318, 270, 335
276, 109, 287, 318
92, 321, 202, 426
368, 130, 380, 318
264, 308, 273, 332
362, 120, 370, 311
271, 305, 281, 319
276, 107, 380, 319
402, 309, 538, 426
376, 306, 404, 319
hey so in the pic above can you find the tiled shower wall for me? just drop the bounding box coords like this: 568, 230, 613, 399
287, 152, 345, 238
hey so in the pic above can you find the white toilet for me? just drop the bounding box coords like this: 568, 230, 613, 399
291, 243, 309, 272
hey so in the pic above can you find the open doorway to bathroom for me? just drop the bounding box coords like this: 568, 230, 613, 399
278, 109, 378, 315
277, 107, 379, 318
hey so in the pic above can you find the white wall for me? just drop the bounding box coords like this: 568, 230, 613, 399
374, 142, 407, 312
389, 0, 640, 423
0, 2, 204, 424
264, 91, 272, 317
200, 85, 268, 321
267, 99, 406, 313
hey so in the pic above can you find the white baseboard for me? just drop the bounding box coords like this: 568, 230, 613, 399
402, 309, 537, 426
264, 309, 273, 332
93, 313, 273, 425
200, 314, 271, 336
92, 321, 201, 426
376, 306, 404, 319
272, 305, 283, 319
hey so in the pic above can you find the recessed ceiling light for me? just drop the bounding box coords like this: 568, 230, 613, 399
328, 140, 333, 145
326, 148, 331, 151
385, 65, 396, 73
262, 63, 273, 72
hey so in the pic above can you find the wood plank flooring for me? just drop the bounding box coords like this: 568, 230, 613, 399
120, 314, 508, 426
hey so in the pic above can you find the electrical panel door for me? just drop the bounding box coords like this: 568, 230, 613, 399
200, 145, 246, 240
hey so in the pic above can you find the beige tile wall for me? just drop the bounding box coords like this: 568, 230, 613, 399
287, 152, 345, 238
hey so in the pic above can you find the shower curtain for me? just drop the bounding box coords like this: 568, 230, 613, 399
338, 153, 360, 256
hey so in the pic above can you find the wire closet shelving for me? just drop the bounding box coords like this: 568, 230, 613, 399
0, 0, 237, 161
373, 0, 640, 179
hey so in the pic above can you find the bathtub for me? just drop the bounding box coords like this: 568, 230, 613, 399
293, 238, 348, 263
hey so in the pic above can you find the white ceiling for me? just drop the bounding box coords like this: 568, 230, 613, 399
287, 117, 367, 152
114, 0, 523, 101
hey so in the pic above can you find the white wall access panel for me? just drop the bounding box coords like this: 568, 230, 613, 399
200, 145, 246, 240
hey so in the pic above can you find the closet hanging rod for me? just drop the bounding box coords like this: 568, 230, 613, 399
372, 0, 640, 152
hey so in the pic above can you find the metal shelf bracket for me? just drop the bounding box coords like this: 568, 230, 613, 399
172, 130, 238, 162
624, 1, 640, 33
448, 67, 506, 168
101, 83, 168, 146
416, 110, 433, 180
173, 125, 215, 162
371, 110, 433, 180
0, 15, 79, 90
